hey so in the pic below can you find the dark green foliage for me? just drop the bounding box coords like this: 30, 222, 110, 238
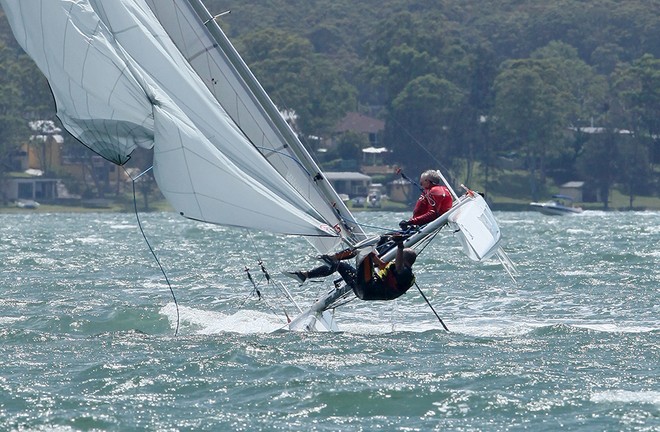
2, 0, 660, 206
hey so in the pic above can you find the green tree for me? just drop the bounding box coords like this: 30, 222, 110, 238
360, 11, 470, 103
386, 74, 463, 176
576, 129, 620, 210
607, 55, 660, 204
530, 42, 608, 182
335, 131, 368, 164
493, 59, 571, 200
0, 44, 30, 181
628, 54, 660, 166
238, 28, 356, 137
532, 42, 607, 126
465, 42, 497, 188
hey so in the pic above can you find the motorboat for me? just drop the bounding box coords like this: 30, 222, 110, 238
16, 199, 40, 209
530, 194, 583, 215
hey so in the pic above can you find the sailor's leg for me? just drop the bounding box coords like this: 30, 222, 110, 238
355, 253, 400, 300
336, 262, 357, 287
360, 253, 376, 284
319, 248, 356, 263
306, 264, 336, 279
347, 253, 378, 300
335, 261, 364, 298
334, 248, 357, 261
283, 263, 335, 285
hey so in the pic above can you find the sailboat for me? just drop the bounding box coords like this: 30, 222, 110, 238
0, 0, 515, 331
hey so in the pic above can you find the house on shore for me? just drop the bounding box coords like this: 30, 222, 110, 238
324, 171, 372, 200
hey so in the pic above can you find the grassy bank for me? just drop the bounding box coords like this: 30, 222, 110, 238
5, 192, 657, 214
461, 166, 660, 211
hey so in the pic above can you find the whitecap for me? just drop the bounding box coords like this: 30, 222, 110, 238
591, 390, 660, 405
0, 316, 24, 325
574, 323, 659, 333
76, 236, 107, 245
109, 224, 136, 230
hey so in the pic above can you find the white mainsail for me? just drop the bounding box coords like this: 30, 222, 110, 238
142, 0, 367, 251
1, 0, 363, 243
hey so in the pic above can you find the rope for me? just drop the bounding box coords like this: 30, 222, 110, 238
389, 115, 454, 176
238, 229, 292, 321
397, 167, 438, 208
334, 211, 397, 234
414, 282, 449, 332
125, 166, 180, 336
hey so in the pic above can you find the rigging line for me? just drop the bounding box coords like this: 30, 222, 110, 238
124, 166, 180, 336
414, 224, 444, 257
239, 229, 289, 319
397, 168, 424, 194
237, 271, 281, 319
239, 266, 288, 320
335, 212, 395, 234
241, 229, 267, 300
397, 168, 438, 207
414, 282, 449, 332
243, 265, 262, 300
389, 115, 454, 176
244, 229, 263, 264
253, 145, 312, 176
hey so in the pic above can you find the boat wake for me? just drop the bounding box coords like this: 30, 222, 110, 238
160, 303, 287, 334
160, 302, 659, 337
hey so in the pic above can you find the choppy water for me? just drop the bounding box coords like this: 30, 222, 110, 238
1, 210, 658, 431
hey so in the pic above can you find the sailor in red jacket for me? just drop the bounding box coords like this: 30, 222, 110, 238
400, 170, 453, 230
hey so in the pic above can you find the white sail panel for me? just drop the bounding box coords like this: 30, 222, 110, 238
152, 105, 338, 236
448, 195, 502, 262
91, 0, 339, 227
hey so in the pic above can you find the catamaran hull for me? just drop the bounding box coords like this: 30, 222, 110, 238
288, 193, 502, 331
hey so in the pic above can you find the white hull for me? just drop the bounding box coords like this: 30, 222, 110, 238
530, 202, 583, 216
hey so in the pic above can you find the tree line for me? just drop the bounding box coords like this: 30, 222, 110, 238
2, 1, 660, 207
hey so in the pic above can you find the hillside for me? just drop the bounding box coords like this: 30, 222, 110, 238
1, 1, 659, 209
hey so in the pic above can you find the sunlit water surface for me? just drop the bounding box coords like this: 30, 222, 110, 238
1, 210, 658, 431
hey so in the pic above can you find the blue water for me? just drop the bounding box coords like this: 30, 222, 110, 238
1, 210, 658, 431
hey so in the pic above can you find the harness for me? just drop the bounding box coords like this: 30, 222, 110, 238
377, 262, 415, 292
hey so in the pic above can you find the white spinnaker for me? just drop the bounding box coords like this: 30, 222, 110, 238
0, 0, 340, 237
1, 0, 154, 164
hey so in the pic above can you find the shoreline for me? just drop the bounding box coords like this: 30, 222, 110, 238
2, 202, 660, 214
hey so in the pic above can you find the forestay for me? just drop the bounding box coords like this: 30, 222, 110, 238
1, 0, 365, 248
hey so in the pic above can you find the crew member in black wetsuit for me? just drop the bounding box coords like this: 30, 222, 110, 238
284, 235, 416, 301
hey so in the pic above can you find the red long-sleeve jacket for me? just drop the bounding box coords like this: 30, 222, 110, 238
409, 184, 453, 226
